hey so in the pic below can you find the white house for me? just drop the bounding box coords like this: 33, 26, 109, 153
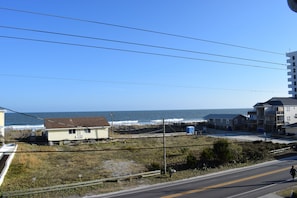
44, 117, 110, 144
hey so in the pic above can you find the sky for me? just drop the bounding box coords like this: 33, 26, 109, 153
0, 1, 296, 112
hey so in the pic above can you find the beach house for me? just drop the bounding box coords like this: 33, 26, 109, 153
44, 117, 110, 144
204, 114, 247, 130
247, 97, 297, 133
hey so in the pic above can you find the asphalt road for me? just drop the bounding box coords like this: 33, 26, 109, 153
87, 156, 297, 198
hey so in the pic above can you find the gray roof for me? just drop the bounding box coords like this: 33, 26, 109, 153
204, 114, 246, 120
255, 97, 297, 106
44, 117, 110, 129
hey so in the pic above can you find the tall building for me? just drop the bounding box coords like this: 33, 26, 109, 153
287, 51, 297, 98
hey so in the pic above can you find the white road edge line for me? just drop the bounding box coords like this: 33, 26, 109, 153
226, 178, 292, 198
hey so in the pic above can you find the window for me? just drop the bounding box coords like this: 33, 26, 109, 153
294, 82, 296, 86
293, 56, 295, 60
294, 75, 296, 79
85, 128, 91, 133
287, 107, 291, 112
69, 129, 76, 134
294, 62, 296, 66
294, 68, 296, 73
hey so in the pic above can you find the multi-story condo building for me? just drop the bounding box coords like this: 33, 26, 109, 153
287, 51, 297, 98
246, 52, 297, 134
248, 97, 297, 133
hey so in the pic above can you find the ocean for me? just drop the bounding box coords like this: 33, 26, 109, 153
4, 108, 251, 129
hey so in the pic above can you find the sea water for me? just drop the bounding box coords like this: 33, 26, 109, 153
5, 108, 251, 129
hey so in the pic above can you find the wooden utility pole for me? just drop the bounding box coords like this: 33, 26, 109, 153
163, 118, 167, 174
110, 112, 114, 137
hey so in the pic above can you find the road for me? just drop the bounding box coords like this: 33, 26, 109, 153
87, 156, 297, 198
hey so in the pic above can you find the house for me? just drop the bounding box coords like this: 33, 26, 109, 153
247, 97, 297, 133
44, 117, 110, 144
204, 114, 247, 130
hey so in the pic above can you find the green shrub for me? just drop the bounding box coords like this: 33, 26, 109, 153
200, 147, 214, 163
229, 143, 243, 163
186, 153, 197, 169
213, 139, 232, 164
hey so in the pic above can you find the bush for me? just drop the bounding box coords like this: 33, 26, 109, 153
229, 143, 243, 163
200, 147, 214, 164
186, 153, 197, 169
199, 140, 243, 167
213, 139, 232, 165
241, 142, 269, 161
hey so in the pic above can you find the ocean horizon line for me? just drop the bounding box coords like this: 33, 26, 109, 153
4, 107, 252, 114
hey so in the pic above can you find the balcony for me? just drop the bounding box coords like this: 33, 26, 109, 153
288, 71, 293, 76
276, 111, 284, 115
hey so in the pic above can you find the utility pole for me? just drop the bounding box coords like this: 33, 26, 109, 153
110, 112, 113, 137
163, 118, 167, 174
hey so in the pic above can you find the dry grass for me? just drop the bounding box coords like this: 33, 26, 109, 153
1, 135, 213, 189
0, 134, 263, 197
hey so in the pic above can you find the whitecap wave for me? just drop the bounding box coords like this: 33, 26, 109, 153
110, 120, 139, 126
5, 125, 45, 130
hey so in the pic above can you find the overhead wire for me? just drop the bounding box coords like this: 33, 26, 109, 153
0, 6, 284, 56
0, 35, 286, 71
0, 25, 286, 66
0, 73, 281, 93
1, 106, 44, 121
0, 6, 288, 115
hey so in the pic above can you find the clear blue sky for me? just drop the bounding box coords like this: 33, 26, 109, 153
0, 1, 296, 112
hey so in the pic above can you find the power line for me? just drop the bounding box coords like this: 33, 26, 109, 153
0, 6, 284, 56
0, 25, 286, 66
0, 73, 283, 93
1, 106, 44, 121
0, 35, 286, 70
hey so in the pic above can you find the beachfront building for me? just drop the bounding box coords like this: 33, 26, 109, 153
248, 97, 297, 133
0, 108, 5, 144
287, 51, 297, 98
204, 114, 247, 130
44, 117, 110, 145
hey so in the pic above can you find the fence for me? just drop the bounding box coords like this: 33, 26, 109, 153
269, 147, 291, 154
1, 170, 160, 197
0, 144, 18, 186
